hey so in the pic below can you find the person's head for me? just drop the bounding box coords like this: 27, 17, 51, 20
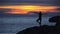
39, 12, 42, 15
39, 12, 41, 13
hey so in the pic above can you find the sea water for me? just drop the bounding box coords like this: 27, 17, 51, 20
0, 16, 55, 34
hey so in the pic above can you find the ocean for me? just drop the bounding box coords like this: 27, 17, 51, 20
0, 16, 55, 34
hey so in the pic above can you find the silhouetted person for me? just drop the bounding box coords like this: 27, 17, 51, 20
36, 12, 42, 26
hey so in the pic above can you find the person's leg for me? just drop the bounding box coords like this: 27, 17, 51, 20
39, 18, 41, 26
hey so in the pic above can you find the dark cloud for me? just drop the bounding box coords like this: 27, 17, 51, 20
0, 8, 11, 14
0, 0, 60, 6
56, 8, 60, 10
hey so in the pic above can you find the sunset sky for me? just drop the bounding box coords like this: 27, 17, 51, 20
0, 0, 60, 14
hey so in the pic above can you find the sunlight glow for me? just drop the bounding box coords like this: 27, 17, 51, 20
0, 5, 59, 14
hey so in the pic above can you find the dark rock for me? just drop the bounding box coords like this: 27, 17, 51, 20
16, 16, 60, 34
16, 26, 57, 34
49, 16, 60, 22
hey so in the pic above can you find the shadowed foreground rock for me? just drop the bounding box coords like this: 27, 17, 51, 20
16, 16, 60, 34
49, 16, 60, 34
49, 16, 60, 22
49, 16, 60, 26
16, 26, 57, 34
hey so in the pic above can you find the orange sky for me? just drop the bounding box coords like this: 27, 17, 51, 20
0, 5, 60, 14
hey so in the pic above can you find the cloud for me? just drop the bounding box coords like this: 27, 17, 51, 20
0, 8, 11, 14
56, 8, 60, 10
0, 0, 60, 6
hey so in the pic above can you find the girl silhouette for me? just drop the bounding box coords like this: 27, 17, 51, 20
36, 12, 42, 26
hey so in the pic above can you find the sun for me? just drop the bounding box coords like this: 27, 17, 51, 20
20, 6, 35, 9
19, 5, 40, 12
